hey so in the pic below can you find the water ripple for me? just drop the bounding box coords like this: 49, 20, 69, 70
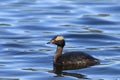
0, 0, 120, 80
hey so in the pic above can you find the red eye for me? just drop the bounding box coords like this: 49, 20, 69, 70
51, 40, 56, 43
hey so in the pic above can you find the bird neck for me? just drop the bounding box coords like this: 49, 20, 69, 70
54, 46, 63, 62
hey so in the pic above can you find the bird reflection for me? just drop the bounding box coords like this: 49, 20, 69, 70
53, 64, 90, 79
62, 72, 88, 79
52, 65, 91, 79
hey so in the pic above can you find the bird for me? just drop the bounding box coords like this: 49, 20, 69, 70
47, 35, 99, 71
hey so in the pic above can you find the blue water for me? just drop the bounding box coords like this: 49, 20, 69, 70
0, 0, 120, 80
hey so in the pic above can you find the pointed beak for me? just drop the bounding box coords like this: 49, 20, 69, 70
47, 40, 55, 44
47, 42, 51, 44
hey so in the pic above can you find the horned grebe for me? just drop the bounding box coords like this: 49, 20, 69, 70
47, 35, 99, 71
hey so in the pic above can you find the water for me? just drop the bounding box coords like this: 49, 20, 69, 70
0, 0, 120, 80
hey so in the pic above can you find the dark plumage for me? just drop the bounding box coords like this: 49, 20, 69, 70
47, 35, 99, 70
56, 51, 99, 70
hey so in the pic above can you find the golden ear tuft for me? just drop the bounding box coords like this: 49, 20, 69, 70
55, 35, 64, 41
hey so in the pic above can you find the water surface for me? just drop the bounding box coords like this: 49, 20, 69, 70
0, 0, 120, 80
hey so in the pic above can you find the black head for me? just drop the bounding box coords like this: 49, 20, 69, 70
47, 35, 65, 48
